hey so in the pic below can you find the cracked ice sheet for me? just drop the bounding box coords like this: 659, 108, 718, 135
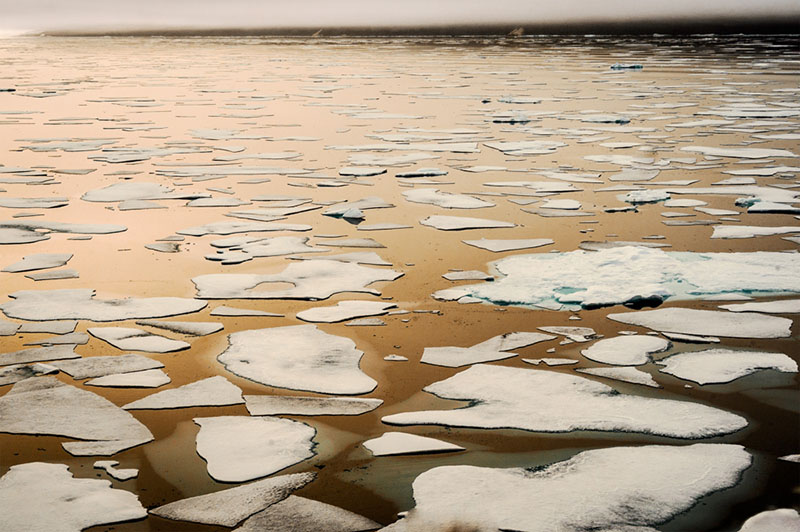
193, 260, 401, 300
421, 332, 556, 368
0, 377, 153, 454
382, 364, 746, 438
244, 395, 382, 416
363, 432, 464, 457
123, 376, 243, 409
296, 301, 396, 323
380, 444, 750, 532
0, 289, 206, 321
88, 327, 190, 353
420, 215, 514, 231
581, 335, 671, 366
402, 189, 494, 209
432, 247, 800, 310
150, 473, 315, 527
218, 325, 376, 395
607, 308, 792, 338
657, 349, 798, 385
194, 416, 315, 483
0, 462, 146, 532
234, 495, 380, 532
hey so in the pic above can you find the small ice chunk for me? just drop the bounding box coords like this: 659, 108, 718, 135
403, 189, 494, 209
211, 306, 284, 317
443, 270, 492, 281
3, 253, 72, 273
363, 432, 464, 456
339, 167, 387, 177
581, 335, 671, 365
150, 473, 315, 526
538, 326, 598, 343
0, 462, 146, 531
420, 215, 514, 231
522, 358, 578, 366
0, 363, 58, 386
712, 226, 800, 239
85, 369, 171, 388
244, 395, 382, 416
347, 318, 386, 326
194, 416, 315, 483
737, 509, 800, 531
94, 460, 138, 481
88, 327, 190, 353
657, 348, 798, 385
0, 345, 78, 366
123, 376, 242, 409
576, 367, 661, 388
25, 331, 89, 346
607, 308, 792, 338
382, 364, 746, 438
135, 319, 223, 336
234, 495, 380, 532
218, 325, 376, 395
421, 332, 556, 368
662, 332, 721, 343
384, 354, 408, 361
541, 199, 581, 210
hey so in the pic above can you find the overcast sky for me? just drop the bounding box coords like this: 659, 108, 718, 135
1, 0, 798, 34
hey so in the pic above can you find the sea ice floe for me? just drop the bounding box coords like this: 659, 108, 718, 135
443, 270, 492, 281
737, 509, 800, 532
94, 460, 138, 481
25, 331, 89, 346
0, 363, 58, 386
135, 319, 223, 336
124, 376, 243, 409
288, 251, 391, 266
711, 225, 800, 239
0, 197, 69, 209
431, 246, 800, 310
538, 326, 598, 342
607, 308, 792, 338
1, 289, 206, 321
323, 197, 394, 216
52, 354, 164, 379
194, 416, 315, 482
382, 364, 746, 438
0, 378, 153, 454
420, 215, 514, 231
576, 367, 661, 388
318, 238, 385, 249
484, 140, 566, 155
380, 444, 750, 531
719, 298, 800, 314
296, 301, 396, 323
461, 238, 554, 252
403, 188, 494, 209
234, 495, 380, 532
522, 358, 578, 366
211, 306, 284, 317
657, 348, 798, 385
681, 146, 798, 159
85, 369, 171, 388
0, 220, 126, 245
363, 432, 464, 456
421, 332, 555, 368
193, 260, 401, 300
219, 325, 376, 395
581, 335, 671, 365
88, 327, 190, 353
339, 167, 387, 177
0, 462, 146, 532
541, 199, 581, 210
178, 221, 311, 236
0, 345, 78, 366
150, 473, 315, 526
3, 253, 72, 273
27, 268, 81, 281
244, 395, 383, 416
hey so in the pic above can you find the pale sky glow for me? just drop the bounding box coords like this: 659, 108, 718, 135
0, 0, 798, 33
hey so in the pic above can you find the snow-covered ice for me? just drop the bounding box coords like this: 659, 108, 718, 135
124, 376, 244, 409
657, 348, 798, 385
363, 432, 464, 456
88, 327, 190, 353
581, 335, 671, 365
607, 308, 792, 338
296, 301, 396, 323
244, 395, 382, 416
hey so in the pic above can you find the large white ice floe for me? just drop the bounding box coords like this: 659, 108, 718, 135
719, 298, 800, 314
194, 416, 315, 482
607, 308, 792, 338
193, 260, 402, 300
363, 432, 464, 456
402, 188, 494, 209
581, 335, 671, 365
657, 348, 798, 385
296, 301, 396, 323
421, 332, 555, 368
244, 395, 382, 416
380, 443, 751, 531
124, 376, 244, 409
0, 289, 206, 321
150, 472, 315, 526
381, 364, 746, 438
234, 495, 380, 532
420, 215, 514, 231
737, 509, 800, 532
0, 377, 153, 455
0, 462, 146, 532
431, 246, 800, 310
87, 327, 190, 353
218, 325, 377, 395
